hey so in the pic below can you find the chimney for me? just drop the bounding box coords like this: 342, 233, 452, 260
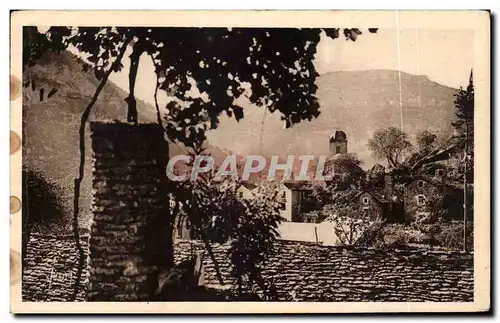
88, 122, 172, 301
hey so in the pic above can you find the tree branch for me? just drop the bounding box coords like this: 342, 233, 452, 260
181, 149, 225, 286
125, 40, 144, 124
149, 54, 164, 127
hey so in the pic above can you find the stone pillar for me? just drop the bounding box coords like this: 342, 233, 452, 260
88, 122, 172, 301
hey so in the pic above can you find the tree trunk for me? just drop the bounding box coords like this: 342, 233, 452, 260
125, 41, 145, 124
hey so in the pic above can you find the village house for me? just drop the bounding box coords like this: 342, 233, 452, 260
403, 170, 468, 223
350, 190, 389, 219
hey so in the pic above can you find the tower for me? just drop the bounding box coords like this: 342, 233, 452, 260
329, 130, 347, 155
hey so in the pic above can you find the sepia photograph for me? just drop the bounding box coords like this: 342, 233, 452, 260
9, 10, 490, 313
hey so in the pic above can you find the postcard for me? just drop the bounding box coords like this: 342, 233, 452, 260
10, 10, 490, 313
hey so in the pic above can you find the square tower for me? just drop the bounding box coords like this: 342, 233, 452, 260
329, 130, 348, 155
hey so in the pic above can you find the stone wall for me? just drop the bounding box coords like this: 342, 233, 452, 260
88, 122, 172, 301
22, 233, 89, 301
174, 240, 474, 302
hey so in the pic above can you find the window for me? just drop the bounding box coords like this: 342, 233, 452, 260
362, 197, 370, 205
335, 146, 341, 154
279, 191, 286, 209
417, 180, 424, 188
238, 192, 244, 198
416, 194, 426, 206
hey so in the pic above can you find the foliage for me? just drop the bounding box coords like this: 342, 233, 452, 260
353, 217, 386, 247
330, 188, 361, 205
366, 219, 473, 251
301, 184, 331, 212
368, 127, 413, 169
370, 224, 429, 249
326, 201, 374, 245
173, 145, 282, 295
452, 71, 474, 139
399, 72, 474, 185
199, 180, 282, 293
230, 183, 283, 293
434, 221, 474, 251
361, 74, 475, 251
451, 70, 474, 182
416, 130, 438, 154
328, 152, 366, 190
406, 192, 446, 224
23, 27, 72, 71
367, 126, 459, 189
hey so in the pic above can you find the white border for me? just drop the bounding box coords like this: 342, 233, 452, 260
2, 4, 495, 321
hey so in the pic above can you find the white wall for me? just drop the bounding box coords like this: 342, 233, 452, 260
277, 221, 340, 246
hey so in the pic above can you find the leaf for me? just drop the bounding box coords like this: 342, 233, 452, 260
323, 28, 340, 39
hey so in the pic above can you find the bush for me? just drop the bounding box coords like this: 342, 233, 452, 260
366, 220, 474, 251
435, 221, 474, 251
368, 224, 431, 249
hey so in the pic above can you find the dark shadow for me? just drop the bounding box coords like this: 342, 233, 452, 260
21, 168, 66, 258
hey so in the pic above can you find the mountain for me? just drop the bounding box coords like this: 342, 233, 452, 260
206, 70, 459, 169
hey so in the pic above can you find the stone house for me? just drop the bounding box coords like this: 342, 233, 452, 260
403, 174, 468, 222
404, 177, 441, 222
349, 190, 389, 220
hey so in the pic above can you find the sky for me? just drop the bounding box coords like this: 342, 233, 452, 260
108, 28, 474, 110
